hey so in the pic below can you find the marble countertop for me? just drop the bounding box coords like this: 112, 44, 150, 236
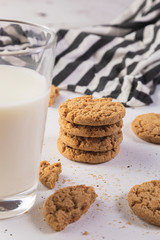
0, 1, 160, 240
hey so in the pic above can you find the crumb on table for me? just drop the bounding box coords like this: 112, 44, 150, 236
48, 85, 59, 107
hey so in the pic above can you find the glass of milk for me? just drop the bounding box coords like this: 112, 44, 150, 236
0, 20, 56, 218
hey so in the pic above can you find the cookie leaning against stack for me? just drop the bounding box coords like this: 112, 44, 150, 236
57, 95, 125, 164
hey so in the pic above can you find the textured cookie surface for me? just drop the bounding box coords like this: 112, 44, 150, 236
132, 113, 160, 144
59, 118, 123, 137
57, 138, 120, 163
58, 95, 125, 126
39, 161, 62, 189
48, 85, 59, 107
128, 180, 160, 226
60, 128, 123, 152
43, 185, 97, 231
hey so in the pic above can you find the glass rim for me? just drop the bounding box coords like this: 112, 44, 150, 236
0, 19, 57, 56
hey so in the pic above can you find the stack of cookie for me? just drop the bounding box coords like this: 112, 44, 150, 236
57, 96, 125, 164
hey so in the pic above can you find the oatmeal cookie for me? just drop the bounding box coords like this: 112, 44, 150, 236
57, 138, 120, 163
58, 95, 125, 126
48, 85, 59, 107
59, 118, 123, 137
43, 185, 97, 231
39, 160, 62, 189
128, 180, 160, 226
131, 113, 160, 144
59, 128, 123, 152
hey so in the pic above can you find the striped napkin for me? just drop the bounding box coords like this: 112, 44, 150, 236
0, 0, 160, 107
53, 0, 160, 107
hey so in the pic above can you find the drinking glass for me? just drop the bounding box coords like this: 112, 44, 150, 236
0, 19, 56, 219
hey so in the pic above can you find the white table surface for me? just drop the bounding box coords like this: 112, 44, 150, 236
0, 0, 160, 240
0, 0, 133, 29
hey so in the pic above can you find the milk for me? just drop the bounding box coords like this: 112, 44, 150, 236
0, 65, 49, 198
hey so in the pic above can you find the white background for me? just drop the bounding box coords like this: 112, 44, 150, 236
0, 0, 133, 29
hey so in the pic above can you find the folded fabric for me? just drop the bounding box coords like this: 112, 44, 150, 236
0, 0, 160, 107
53, 0, 160, 107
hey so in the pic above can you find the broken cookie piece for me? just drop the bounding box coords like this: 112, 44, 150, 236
48, 85, 59, 107
39, 160, 62, 189
43, 185, 97, 231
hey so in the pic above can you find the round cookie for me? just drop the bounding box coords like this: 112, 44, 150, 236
132, 113, 160, 144
58, 95, 125, 126
57, 138, 120, 164
59, 118, 123, 137
59, 128, 123, 152
128, 180, 160, 226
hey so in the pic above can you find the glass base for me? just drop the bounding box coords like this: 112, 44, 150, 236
0, 186, 37, 219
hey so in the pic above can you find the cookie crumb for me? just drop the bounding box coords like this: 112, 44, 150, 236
48, 85, 59, 107
62, 179, 66, 184
39, 160, 62, 189
82, 231, 89, 236
37, 12, 47, 17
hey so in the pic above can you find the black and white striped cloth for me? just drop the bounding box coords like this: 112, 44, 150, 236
0, 0, 160, 107
53, 0, 160, 107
